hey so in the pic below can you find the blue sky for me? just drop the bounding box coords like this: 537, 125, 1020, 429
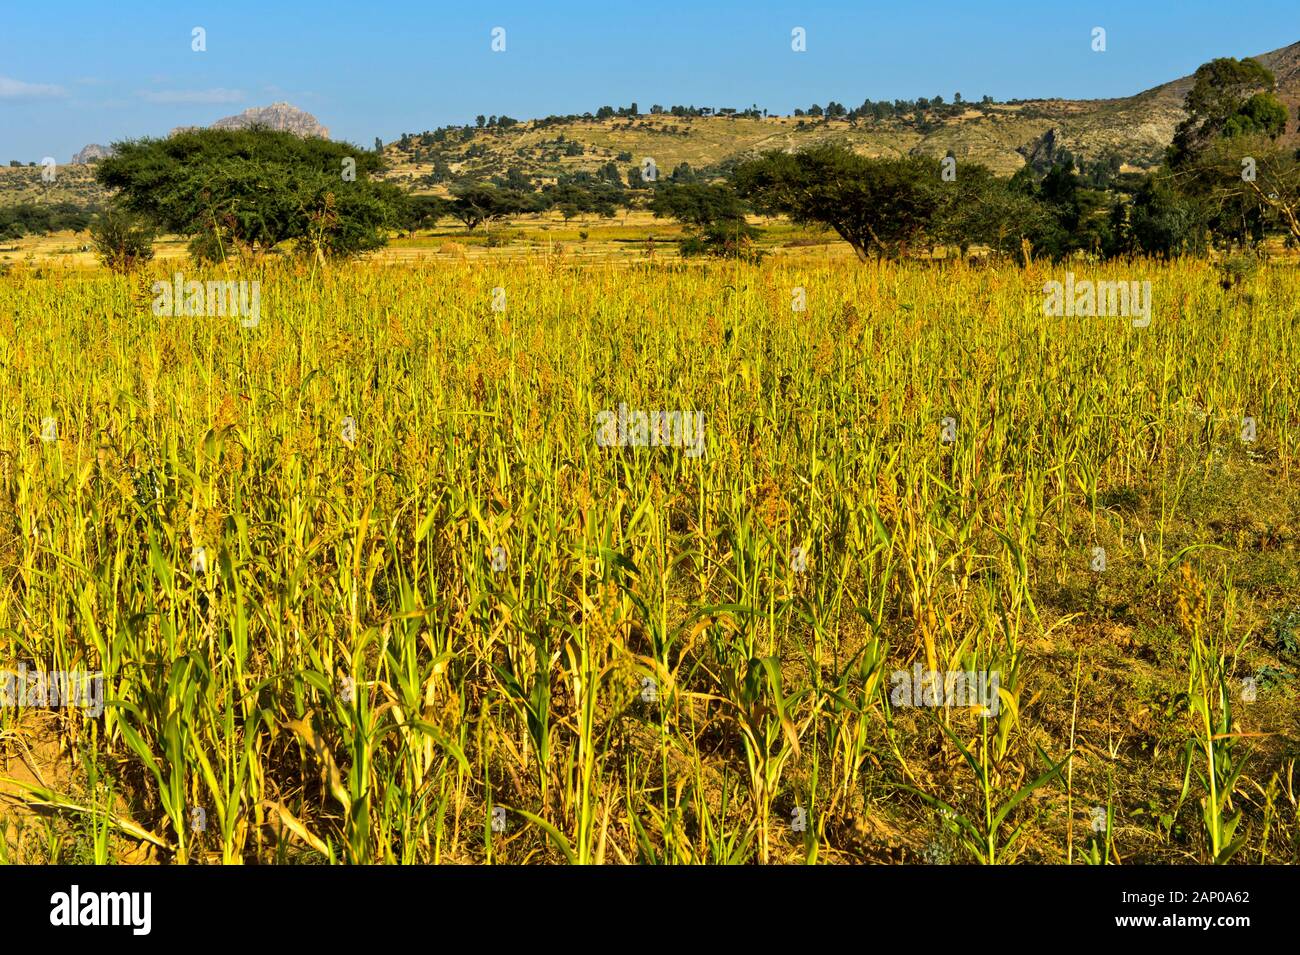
1, 0, 1296, 162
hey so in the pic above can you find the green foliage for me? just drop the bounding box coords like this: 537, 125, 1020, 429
650, 181, 746, 229
734, 144, 1110, 262
932, 164, 1051, 256
541, 182, 621, 220
1173, 135, 1300, 250
1013, 160, 1114, 259
0, 201, 95, 240
1184, 58, 1277, 129
399, 194, 451, 234
1170, 57, 1281, 167
734, 146, 940, 260
1222, 93, 1289, 139
448, 183, 537, 230
1272, 610, 1300, 656
1120, 174, 1208, 258
96, 128, 404, 261
88, 205, 155, 273
650, 181, 759, 260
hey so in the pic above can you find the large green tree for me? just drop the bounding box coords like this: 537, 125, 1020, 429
931, 164, 1052, 259
1169, 58, 1286, 167
447, 183, 535, 231
733, 146, 940, 260
96, 127, 404, 262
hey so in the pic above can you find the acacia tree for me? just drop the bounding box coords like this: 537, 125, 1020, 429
447, 183, 534, 231
1245, 149, 1300, 246
96, 127, 403, 262
400, 193, 451, 236
542, 182, 622, 221
649, 181, 758, 258
733, 146, 940, 260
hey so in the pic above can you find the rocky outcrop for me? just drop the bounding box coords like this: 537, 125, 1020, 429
171, 103, 329, 139
71, 143, 113, 164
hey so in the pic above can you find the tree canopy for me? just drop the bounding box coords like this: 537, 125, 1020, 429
1169, 58, 1286, 167
650, 181, 758, 258
447, 183, 537, 230
734, 147, 939, 260
96, 127, 404, 261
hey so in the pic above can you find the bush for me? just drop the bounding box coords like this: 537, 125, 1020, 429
89, 206, 155, 273
679, 224, 763, 262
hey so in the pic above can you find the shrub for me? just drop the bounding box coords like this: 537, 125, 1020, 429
89, 206, 155, 273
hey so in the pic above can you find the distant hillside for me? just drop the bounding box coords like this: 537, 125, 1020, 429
3, 43, 1297, 209
385, 40, 1300, 189
0, 162, 100, 207
386, 104, 1173, 188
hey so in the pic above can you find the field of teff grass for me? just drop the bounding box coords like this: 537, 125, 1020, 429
0, 253, 1299, 865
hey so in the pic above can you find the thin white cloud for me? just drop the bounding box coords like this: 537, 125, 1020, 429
140, 88, 245, 104
0, 76, 67, 99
